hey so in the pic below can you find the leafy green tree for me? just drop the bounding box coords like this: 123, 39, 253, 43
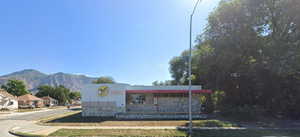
35, 85, 55, 97
69, 91, 81, 100
54, 85, 71, 105
1, 79, 29, 96
36, 85, 73, 105
169, 51, 189, 85
152, 81, 159, 86
152, 80, 174, 86
93, 76, 115, 84
169, 0, 300, 118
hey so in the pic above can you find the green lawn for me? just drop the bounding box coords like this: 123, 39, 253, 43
42, 112, 237, 127
17, 108, 43, 112
49, 129, 300, 137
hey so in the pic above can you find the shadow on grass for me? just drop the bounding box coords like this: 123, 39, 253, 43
176, 128, 300, 137
48, 128, 300, 137
45, 112, 238, 129
47, 112, 114, 123
186, 120, 238, 127
47, 112, 209, 123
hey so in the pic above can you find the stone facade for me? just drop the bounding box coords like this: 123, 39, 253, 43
116, 113, 208, 120
81, 84, 210, 118
126, 94, 201, 113
82, 101, 124, 117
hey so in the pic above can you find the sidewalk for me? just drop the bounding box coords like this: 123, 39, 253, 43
1, 108, 48, 118
0, 107, 68, 120
2, 108, 76, 137
0, 109, 51, 121
10, 120, 60, 136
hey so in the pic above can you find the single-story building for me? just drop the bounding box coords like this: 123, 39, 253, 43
18, 94, 44, 108
41, 96, 58, 107
71, 99, 81, 106
81, 84, 212, 119
0, 89, 18, 110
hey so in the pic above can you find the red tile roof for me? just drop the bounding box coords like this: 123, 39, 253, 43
18, 94, 43, 101
41, 96, 57, 101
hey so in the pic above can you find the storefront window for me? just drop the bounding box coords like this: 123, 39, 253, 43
127, 94, 146, 104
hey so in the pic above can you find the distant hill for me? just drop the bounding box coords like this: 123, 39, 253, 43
0, 69, 97, 93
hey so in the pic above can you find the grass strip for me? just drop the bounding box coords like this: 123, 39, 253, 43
38, 111, 81, 125
41, 112, 238, 127
49, 129, 300, 137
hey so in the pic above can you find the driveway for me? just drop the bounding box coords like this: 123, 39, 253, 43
0, 108, 73, 137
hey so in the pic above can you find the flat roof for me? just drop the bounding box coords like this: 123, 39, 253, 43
127, 85, 202, 90
126, 89, 212, 94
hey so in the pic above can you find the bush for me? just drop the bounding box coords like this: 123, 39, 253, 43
0, 108, 10, 111
220, 105, 258, 121
194, 120, 237, 127
202, 91, 225, 113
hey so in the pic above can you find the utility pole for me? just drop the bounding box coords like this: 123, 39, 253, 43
188, 0, 201, 136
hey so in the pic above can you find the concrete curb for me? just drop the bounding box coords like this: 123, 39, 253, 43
8, 130, 22, 137
9, 127, 42, 137
8, 130, 30, 137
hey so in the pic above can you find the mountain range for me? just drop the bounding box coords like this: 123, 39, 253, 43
0, 69, 97, 93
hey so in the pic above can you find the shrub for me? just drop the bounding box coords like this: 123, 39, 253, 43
0, 108, 10, 111
194, 120, 237, 127
220, 105, 258, 121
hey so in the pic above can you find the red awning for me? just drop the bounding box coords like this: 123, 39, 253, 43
126, 89, 212, 94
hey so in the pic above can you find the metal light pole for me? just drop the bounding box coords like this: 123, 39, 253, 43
188, 0, 201, 136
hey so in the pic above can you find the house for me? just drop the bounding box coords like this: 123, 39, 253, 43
41, 96, 58, 107
81, 84, 212, 119
0, 89, 18, 110
18, 94, 44, 108
71, 99, 81, 106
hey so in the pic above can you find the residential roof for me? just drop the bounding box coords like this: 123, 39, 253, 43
0, 89, 17, 100
41, 96, 57, 101
18, 94, 43, 101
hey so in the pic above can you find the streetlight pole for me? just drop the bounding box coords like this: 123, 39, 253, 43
188, 0, 201, 136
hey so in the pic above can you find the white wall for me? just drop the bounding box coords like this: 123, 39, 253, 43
81, 84, 203, 117
81, 83, 129, 108
0, 95, 18, 110
81, 84, 202, 108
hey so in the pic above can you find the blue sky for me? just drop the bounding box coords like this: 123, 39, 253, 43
0, 0, 220, 85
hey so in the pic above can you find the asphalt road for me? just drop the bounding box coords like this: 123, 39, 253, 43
0, 108, 74, 137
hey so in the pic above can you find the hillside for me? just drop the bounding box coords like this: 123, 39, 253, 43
0, 69, 97, 93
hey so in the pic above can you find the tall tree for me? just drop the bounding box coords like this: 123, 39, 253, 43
54, 85, 71, 105
35, 85, 55, 97
93, 76, 115, 84
169, 51, 189, 85
69, 91, 81, 100
152, 80, 174, 86
36, 85, 73, 105
1, 79, 29, 96
169, 0, 300, 118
